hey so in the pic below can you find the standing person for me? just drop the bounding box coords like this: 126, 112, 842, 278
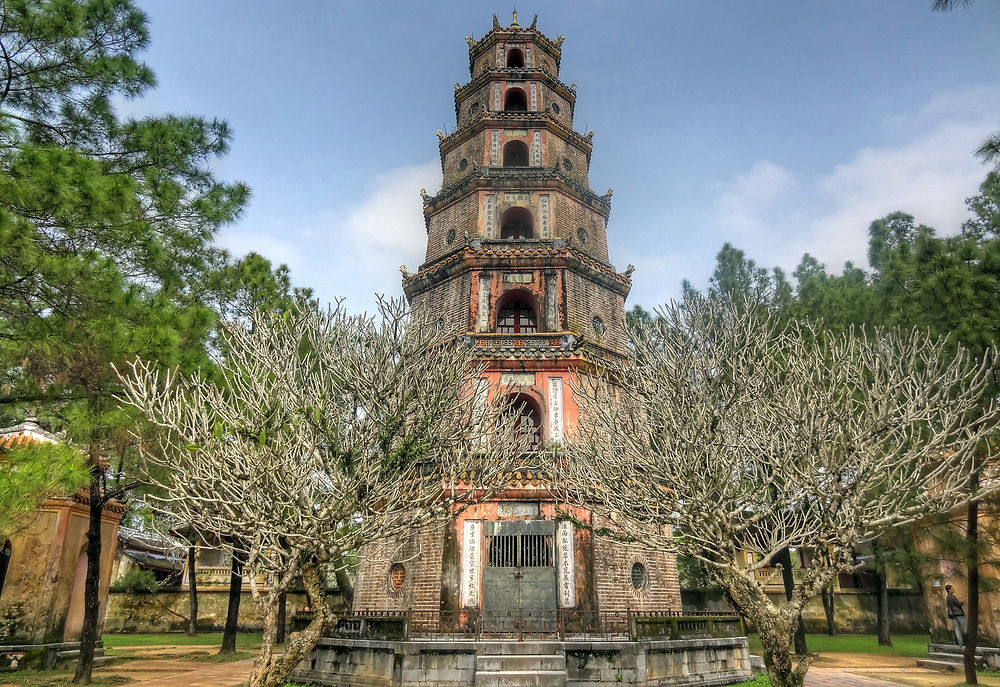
946, 584, 967, 646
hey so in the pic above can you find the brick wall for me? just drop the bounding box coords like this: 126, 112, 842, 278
353, 522, 447, 617
410, 273, 472, 338
591, 514, 682, 613
426, 194, 480, 264
563, 270, 627, 350
546, 136, 589, 187
554, 193, 609, 263
441, 134, 487, 187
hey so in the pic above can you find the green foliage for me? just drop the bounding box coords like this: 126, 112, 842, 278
108, 568, 157, 593
0, 441, 88, 537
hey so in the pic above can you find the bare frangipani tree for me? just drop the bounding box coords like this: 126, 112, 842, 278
117, 299, 530, 687
564, 295, 999, 687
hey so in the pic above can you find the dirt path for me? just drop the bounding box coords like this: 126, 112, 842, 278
97, 645, 255, 686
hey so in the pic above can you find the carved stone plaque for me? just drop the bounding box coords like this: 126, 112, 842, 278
557, 520, 576, 607
477, 273, 491, 332
461, 520, 482, 607
526, 46, 533, 67
548, 377, 564, 442
504, 192, 530, 202
498, 502, 539, 517
500, 372, 535, 386
533, 131, 542, 166
490, 131, 499, 165
503, 273, 532, 283
530, 83, 538, 111
484, 193, 496, 237
539, 194, 550, 238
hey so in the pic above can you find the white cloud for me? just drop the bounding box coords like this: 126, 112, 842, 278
713, 161, 796, 239
709, 86, 1000, 276
344, 162, 442, 274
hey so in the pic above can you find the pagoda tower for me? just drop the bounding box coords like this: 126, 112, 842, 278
351, 13, 681, 630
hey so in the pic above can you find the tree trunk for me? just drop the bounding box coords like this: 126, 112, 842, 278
876, 564, 892, 646
187, 546, 198, 636
821, 585, 836, 636
335, 560, 354, 611
72, 468, 103, 685
965, 492, 980, 685
219, 551, 244, 655
249, 560, 330, 687
777, 548, 808, 655
276, 592, 287, 645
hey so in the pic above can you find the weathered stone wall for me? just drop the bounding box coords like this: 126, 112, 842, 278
0, 499, 121, 644
563, 270, 627, 351
426, 194, 479, 264
104, 590, 345, 634
554, 193, 609, 264
681, 589, 930, 635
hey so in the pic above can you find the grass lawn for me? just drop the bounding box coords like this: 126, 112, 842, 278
748, 633, 930, 657
102, 632, 262, 649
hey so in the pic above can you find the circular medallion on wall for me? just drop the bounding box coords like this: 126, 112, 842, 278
446, 228, 457, 245
469, 102, 481, 116
631, 561, 647, 591
577, 227, 589, 244
592, 316, 605, 336
458, 158, 469, 172
562, 157, 572, 171
551, 102, 560, 114
389, 563, 406, 592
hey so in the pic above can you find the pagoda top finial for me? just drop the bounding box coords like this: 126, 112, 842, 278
510, 9, 519, 27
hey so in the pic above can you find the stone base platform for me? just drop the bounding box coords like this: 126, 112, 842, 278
291, 636, 752, 687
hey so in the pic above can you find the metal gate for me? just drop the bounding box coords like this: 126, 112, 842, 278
482, 520, 557, 634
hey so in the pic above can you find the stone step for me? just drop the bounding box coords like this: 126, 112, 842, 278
917, 659, 961, 672
92, 655, 116, 668
480, 641, 565, 656
477, 654, 567, 672
929, 643, 1000, 655
55, 647, 106, 664
474, 669, 568, 687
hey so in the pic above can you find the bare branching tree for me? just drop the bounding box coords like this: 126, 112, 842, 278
564, 295, 999, 687
117, 298, 530, 687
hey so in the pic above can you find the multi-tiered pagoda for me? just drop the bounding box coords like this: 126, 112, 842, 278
351, 12, 680, 627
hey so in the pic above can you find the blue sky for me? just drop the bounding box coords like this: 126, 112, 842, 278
131, 1, 1000, 312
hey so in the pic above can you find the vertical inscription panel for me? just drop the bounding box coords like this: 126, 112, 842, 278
530, 82, 538, 111
484, 193, 496, 238
557, 520, 576, 607
533, 130, 542, 166
490, 130, 499, 165
462, 520, 482, 608
548, 377, 564, 443
493, 83, 501, 111
539, 194, 551, 238
477, 273, 492, 332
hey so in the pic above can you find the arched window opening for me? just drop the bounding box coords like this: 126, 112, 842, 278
0, 540, 11, 599
500, 207, 533, 240
502, 140, 529, 167
504, 88, 527, 112
506, 393, 542, 451
497, 299, 538, 335
506, 48, 525, 68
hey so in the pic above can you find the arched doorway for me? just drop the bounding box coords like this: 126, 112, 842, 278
64, 548, 87, 639
506, 48, 525, 68
502, 140, 529, 167
504, 88, 527, 112
500, 207, 533, 240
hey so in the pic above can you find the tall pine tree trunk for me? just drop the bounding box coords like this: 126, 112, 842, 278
778, 547, 808, 655
219, 551, 243, 655
187, 546, 198, 636
72, 466, 103, 684
964, 487, 980, 685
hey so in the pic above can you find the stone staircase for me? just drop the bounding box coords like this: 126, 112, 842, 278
917, 643, 1000, 672
475, 640, 567, 687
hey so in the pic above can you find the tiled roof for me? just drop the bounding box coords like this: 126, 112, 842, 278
0, 418, 59, 450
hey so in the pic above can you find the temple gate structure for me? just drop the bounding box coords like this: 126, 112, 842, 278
295, 14, 751, 687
